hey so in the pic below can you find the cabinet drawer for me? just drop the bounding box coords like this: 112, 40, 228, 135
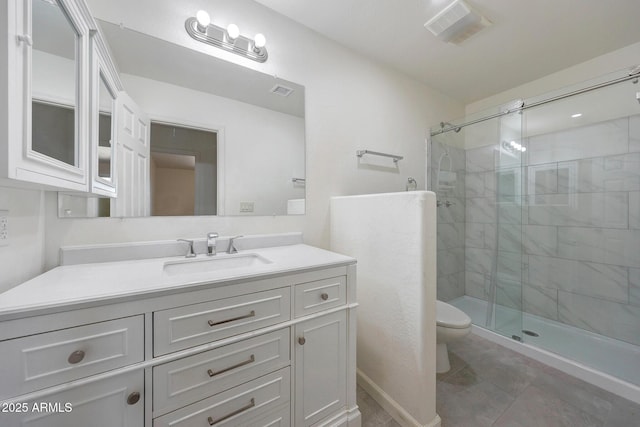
0, 371, 144, 427
153, 367, 290, 427
0, 316, 144, 400
153, 329, 290, 416
154, 288, 291, 356
242, 405, 290, 427
294, 277, 346, 317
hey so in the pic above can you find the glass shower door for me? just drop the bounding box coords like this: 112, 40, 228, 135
490, 106, 525, 340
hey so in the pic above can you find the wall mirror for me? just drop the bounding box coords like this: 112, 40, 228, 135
58, 19, 306, 217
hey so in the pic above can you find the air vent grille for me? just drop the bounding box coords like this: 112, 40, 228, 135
270, 84, 294, 97
425, 0, 491, 44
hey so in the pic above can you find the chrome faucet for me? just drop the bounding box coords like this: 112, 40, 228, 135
177, 239, 196, 258
227, 235, 243, 254
207, 232, 219, 256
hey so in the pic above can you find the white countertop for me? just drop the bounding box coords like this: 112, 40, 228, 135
0, 244, 355, 320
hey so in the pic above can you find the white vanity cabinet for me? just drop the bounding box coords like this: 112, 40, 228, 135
0, 255, 360, 427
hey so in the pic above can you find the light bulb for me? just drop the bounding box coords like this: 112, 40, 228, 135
227, 23, 240, 40
196, 10, 210, 32
254, 33, 266, 48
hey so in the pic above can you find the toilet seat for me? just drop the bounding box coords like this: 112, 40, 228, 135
436, 300, 471, 329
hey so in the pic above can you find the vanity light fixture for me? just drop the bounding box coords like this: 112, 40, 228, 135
185, 10, 268, 63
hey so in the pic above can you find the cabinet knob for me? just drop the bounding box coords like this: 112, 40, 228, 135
127, 392, 141, 405
298, 337, 306, 345
67, 350, 85, 364
320, 293, 329, 301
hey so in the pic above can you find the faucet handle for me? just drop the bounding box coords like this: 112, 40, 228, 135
228, 235, 244, 254
177, 239, 196, 258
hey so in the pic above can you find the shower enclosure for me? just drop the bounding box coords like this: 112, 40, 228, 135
430, 66, 640, 396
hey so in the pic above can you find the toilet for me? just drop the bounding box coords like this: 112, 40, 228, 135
436, 300, 472, 373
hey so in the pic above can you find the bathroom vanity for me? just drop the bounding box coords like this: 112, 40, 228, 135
0, 235, 360, 427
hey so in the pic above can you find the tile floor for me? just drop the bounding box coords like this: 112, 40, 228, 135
358, 333, 640, 427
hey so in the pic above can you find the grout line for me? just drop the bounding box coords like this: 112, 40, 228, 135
490, 384, 525, 426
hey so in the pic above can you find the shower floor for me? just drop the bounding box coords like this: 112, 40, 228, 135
449, 295, 640, 394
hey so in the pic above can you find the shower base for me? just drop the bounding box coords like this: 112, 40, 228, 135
449, 295, 640, 404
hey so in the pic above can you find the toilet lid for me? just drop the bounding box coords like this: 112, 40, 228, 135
436, 300, 472, 329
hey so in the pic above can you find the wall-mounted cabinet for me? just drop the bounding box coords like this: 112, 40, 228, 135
1, 0, 123, 196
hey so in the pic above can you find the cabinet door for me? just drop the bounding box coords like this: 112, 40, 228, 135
89, 35, 119, 197
2, 371, 144, 427
294, 311, 347, 426
4, 0, 92, 191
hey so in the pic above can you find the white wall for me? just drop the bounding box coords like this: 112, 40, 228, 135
39, 0, 461, 268
466, 41, 640, 116
439, 41, 640, 152
0, 187, 46, 293
330, 192, 438, 427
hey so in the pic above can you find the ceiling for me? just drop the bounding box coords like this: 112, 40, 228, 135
254, 0, 640, 104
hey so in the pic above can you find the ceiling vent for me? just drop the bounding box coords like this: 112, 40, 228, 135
424, 0, 491, 45
270, 84, 294, 97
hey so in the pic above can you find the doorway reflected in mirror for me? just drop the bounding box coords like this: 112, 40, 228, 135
150, 123, 217, 216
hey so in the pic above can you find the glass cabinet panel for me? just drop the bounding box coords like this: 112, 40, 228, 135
31, 0, 79, 167
97, 72, 114, 181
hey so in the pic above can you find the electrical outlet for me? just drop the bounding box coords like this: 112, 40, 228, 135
239, 202, 254, 213
0, 210, 8, 247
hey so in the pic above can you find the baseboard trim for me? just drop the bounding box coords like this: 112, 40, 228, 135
357, 369, 441, 427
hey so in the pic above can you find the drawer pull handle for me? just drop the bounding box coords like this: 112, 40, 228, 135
207, 354, 255, 377
208, 310, 255, 327
207, 398, 255, 425
298, 336, 306, 345
127, 392, 141, 405
67, 350, 85, 364
321, 292, 329, 300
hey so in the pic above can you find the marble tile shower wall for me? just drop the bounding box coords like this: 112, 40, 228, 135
432, 142, 466, 302
464, 114, 640, 346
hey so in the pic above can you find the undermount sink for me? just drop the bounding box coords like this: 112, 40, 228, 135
163, 253, 272, 276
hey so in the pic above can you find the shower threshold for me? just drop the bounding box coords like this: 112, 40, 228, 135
449, 295, 640, 404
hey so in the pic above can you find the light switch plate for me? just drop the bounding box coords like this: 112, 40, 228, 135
0, 210, 8, 247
